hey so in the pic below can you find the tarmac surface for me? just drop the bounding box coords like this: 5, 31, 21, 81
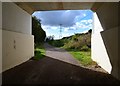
44, 43, 81, 66
2, 43, 120, 85
2, 56, 120, 85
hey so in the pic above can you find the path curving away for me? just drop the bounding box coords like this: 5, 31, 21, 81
44, 43, 80, 66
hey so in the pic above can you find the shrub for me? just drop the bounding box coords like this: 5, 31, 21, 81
80, 45, 90, 51
49, 40, 64, 47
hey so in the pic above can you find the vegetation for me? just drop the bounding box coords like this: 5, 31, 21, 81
33, 43, 45, 60
32, 16, 46, 60
32, 16, 46, 43
48, 29, 95, 66
49, 40, 64, 47
70, 50, 93, 66
49, 30, 91, 51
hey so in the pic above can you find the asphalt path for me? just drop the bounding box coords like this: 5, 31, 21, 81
2, 43, 120, 85
44, 43, 80, 66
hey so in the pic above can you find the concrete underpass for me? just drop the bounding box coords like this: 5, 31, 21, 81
0, 1, 120, 85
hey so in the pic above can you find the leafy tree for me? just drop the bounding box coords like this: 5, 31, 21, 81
88, 29, 92, 33
46, 35, 54, 42
32, 16, 46, 43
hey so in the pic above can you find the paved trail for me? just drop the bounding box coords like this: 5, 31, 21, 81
44, 43, 80, 66
2, 43, 120, 85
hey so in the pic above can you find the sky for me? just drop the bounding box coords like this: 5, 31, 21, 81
32, 10, 93, 39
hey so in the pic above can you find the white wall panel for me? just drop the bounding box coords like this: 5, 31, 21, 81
2, 30, 34, 72
3, 2, 31, 34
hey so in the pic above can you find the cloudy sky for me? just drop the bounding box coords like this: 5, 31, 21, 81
32, 10, 93, 39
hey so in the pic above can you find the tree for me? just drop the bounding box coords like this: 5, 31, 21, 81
32, 16, 46, 43
46, 35, 54, 42
88, 29, 92, 33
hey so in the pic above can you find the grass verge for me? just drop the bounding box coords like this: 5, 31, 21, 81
70, 51, 91, 66
65, 49, 96, 66
33, 43, 45, 60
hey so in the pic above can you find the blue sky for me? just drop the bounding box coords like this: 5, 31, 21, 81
32, 10, 93, 39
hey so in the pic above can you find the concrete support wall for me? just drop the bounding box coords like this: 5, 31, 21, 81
92, 2, 119, 80
2, 2, 31, 35
95, 2, 118, 30
101, 27, 118, 79
2, 30, 34, 72
0, 1, 2, 85
92, 13, 112, 74
2, 2, 34, 72
0, 2, 2, 73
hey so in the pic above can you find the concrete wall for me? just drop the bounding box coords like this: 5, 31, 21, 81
2, 30, 34, 72
92, 12, 112, 74
0, 2, 1, 28
2, 2, 34, 72
0, 1, 2, 85
101, 27, 118, 79
2, 2, 31, 35
95, 2, 118, 30
92, 2, 119, 80
0, 1, 2, 73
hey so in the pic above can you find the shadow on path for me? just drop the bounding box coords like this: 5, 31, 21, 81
2, 56, 120, 85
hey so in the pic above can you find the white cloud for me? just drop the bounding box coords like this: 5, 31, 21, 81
88, 19, 93, 23
62, 33, 74, 38
51, 26, 58, 30
42, 19, 93, 31
83, 13, 86, 17
80, 19, 93, 24
41, 25, 51, 30
75, 19, 93, 30
41, 25, 58, 30
41, 18, 93, 39
33, 10, 86, 27
81, 20, 88, 24
81, 30, 89, 33
65, 10, 70, 13
64, 27, 69, 32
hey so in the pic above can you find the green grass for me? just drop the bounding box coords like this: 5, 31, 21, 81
69, 50, 95, 66
33, 44, 45, 60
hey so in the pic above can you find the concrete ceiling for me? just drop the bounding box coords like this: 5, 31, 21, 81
15, 2, 104, 14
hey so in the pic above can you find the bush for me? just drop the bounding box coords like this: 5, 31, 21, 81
80, 45, 90, 51
48, 31, 91, 51
49, 40, 64, 47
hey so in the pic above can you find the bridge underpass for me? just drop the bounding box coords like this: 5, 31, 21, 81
0, 1, 119, 84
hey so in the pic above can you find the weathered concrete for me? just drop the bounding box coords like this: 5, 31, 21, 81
0, 1, 2, 74
15, 2, 95, 14
95, 3, 119, 80
2, 2, 34, 72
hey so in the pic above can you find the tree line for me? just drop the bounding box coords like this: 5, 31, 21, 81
32, 16, 46, 44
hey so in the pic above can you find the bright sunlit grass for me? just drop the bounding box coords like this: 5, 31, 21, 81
69, 50, 94, 66
34, 44, 45, 60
